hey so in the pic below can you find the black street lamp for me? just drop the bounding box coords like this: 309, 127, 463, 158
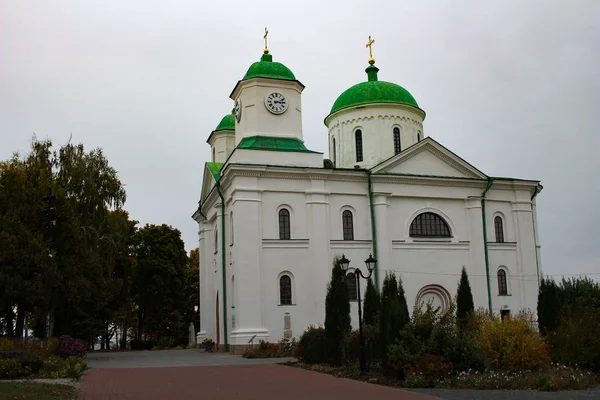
338, 253, 377, 373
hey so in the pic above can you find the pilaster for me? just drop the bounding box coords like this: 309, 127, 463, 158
373, 192, 392, 288
464, 196, 489, 309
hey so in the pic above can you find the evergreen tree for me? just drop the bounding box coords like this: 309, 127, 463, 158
456, 267, 474, 329
537, 277, 561, 335
379, 272, 402, 364
363, 278, 380, 326
397, 276, 410, 330
324, 256, 351, 366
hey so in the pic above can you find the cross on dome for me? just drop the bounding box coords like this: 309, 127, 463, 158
366, 35, 375, 65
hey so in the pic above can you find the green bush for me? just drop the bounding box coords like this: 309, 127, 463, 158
295, 326, 328, 364
243, 340, 280, 359
342, 324, 381, 366
549, 307, 600, 372
0, 358, 26, 379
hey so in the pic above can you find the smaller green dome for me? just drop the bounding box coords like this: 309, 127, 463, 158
215, 112, 235, 131
242, 53, 296, 81
328, 64, 422, 117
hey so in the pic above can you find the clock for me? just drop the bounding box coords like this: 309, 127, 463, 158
234, 100, 242, 122
264, 92, 288, 114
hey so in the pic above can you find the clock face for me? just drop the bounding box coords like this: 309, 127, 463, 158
264, 92, 288, 114
234, 100, 242, 122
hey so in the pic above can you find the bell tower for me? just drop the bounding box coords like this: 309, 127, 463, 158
229, 29, 305, 146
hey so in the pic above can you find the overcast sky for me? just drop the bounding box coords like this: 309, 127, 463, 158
1, 1, 598, 278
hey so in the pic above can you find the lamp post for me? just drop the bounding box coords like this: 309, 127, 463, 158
338, 253, 377, 373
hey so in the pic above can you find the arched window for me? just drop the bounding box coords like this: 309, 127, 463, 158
230, 212, 234, 246
417, 131, 423, 142
280, 275, 292, 305
279, 209, 291, 240
214, 228, 218, 253
342, 210, 354, 240
212, 148, 215, 162
393, 127, 401, 154
494, 216, 504, 243
346, 272, 358, 301
355, 129, 363, 162
332, 137, 336, 165
498, 269, 508, 295
409, 212, 451, 238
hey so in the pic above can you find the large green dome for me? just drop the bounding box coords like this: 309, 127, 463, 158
243, 53, 296, 81
214, 111, 235, 131
329, 65, 421, 116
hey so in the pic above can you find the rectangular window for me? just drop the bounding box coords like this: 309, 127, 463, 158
355, 130, 363, 162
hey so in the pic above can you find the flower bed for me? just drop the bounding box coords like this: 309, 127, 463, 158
0, 337, 87, 380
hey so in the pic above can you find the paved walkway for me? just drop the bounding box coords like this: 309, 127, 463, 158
78, 363, 437, 400
86, 349, 293, 369
79, 350, 600, 400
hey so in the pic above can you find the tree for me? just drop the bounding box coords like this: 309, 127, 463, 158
324, 256, 351, 366
184, 248, 200, 333
379, 272, 404, 364
537, 277, 561, 335
456, 267, 474, 330
132, 224, 189, 345
363, 278, 380, 326
397, 276, 410, 330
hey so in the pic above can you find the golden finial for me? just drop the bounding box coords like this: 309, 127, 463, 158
366, 35, 375, 65
263, 27, 269, 54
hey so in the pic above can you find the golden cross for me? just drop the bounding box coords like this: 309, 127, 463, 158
264, 27, 269, 54
366, 35, 375, 64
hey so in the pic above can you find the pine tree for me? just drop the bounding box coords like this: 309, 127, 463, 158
363, 278, 380, 326
324, 256, 351, 366
456, 266, 475, 329
379, 272, 402, 363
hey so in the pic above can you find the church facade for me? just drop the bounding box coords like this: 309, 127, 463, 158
193, 40, 543, 353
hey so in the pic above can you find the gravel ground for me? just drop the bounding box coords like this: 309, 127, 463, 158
409, 387, 600, 400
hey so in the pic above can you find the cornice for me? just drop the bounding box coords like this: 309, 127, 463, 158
328, 113, 423, 131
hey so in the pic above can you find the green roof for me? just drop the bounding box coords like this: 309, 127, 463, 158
214, 112, 235, 131
328, 64, 422, 117
237, 136, 316, 152
206, 162, 223, 182
242, 53, 296, 81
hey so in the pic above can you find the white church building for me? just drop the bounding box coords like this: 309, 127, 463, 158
193, 39, 543, 353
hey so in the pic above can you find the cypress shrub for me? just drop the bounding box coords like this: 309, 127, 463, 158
397, 276, 410, 330
324, 256, 351, 366
456, 267, 474, 330
537, 277, 561, 335
379, 272, 403, 364
363, 278, 380, 326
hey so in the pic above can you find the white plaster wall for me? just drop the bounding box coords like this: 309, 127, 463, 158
232, 79, 304, 144
208, 131, 235, 164
197, 168, 541, 345
326, 104, 425, 169
227, 148, 322, 168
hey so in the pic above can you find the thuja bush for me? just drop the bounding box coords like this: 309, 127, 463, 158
474, 310, 551, 372
295, 326, 328, 364
342, 324, 381, 366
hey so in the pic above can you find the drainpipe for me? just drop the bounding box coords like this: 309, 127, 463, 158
215, 182, 228, 352
531, 185, 543, 287
366, 171, 379, 290
481, 178, 495, 314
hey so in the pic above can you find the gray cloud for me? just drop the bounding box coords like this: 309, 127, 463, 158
1, 0, 598, 278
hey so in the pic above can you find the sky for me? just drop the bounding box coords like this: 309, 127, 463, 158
1, 0, 598, 279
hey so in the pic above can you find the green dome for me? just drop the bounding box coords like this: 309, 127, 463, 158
242, 53, 296, 81
329, 64, 421, 115
214, 111, 235, 131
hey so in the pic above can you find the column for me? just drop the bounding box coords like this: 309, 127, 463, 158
464, 197, 489, 310
229, 187, 268, 344
373, 192, 391, 289
306, 179, 330, 323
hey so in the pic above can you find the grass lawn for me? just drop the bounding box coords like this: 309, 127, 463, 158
0, 382, 77, 400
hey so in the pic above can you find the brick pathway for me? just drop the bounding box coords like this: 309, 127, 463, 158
78, 364, 438, 400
